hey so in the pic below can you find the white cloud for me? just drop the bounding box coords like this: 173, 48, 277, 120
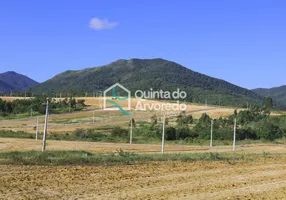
89, 17, 119, 30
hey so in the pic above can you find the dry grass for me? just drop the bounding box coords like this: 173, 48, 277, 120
0, 96, 282, 135
1, 154, 286, 199
1, 137, 286, 154
0, 96, 240, 134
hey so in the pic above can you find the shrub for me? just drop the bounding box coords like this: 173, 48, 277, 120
238, 128, 257, 140
256, 121, 283, 140
165, 127, 176, 140
176, 127, 191, 140
111, 127, 128, 138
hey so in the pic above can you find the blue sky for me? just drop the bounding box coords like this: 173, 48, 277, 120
0, 0, 285, 89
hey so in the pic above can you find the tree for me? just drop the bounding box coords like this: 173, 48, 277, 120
69, 96, 76, 108
77, 99, 86, 107
177, 113, 193, 127
4, 102, 12, 113
234, 109, 238, 117
176, 127, 191, 140
129, 118, 136, 128
256, 121, 282, 140
151, 115, 157, 126
165, 127, 176, 140
263, 96, 273, 114
193, 113, 212, 139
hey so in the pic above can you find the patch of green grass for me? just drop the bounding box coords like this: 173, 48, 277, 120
0, 150, 281, 166
0, 130, 129, 143
0, 130, 35, 139
0, 112, 41, 120
1, 129, 285, 147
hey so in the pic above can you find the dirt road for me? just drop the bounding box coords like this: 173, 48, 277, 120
1, 157, 286, 199
2, 138, 286, 154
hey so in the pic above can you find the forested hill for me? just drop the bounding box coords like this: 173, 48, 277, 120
253, 85, 286, 104
31, 58, 266, 108
0, 80, 15, 92
0, 71, 38, 92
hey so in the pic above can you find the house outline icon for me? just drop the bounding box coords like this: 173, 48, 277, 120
103, 83, 131, 111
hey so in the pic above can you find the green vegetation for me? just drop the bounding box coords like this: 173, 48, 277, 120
0, 150, 281, 166
0, 130, 35, 139
1, 98, 285, 144
253, 85, 286, 105
123, 103, 286, 143
29, 58, 286, 109
0, 129, 129, 143
0, 96, 86, 118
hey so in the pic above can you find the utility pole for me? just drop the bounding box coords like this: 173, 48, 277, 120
161, 114, 166, 153
98, 92, 100, 110
98, 91, 102, 110
93, 110, 95, 124
130, 117, 133, 144
36, 117, 39, 140
30, 107, 33, 117
210, 119, 213, 147
42, 99, 49, 152
69, 98, 71, 113
233, 118, 237, 151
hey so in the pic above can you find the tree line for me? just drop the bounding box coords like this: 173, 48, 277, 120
0, 96, 86, 117
112, 97, 286, 142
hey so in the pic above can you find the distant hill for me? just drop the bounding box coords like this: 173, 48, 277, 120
30, 58, 268, 108
0, 71, 38, 92
252, 85, 286, 104
0, 80, 15, 92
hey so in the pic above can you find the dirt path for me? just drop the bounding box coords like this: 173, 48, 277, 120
1, 157, 286, 199
2, 138, 286, 154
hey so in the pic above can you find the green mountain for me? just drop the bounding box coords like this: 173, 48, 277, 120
0, 71, 38, 92
252, 86, 286, 104
0, 80, 15, 92
30, 58, 267, 108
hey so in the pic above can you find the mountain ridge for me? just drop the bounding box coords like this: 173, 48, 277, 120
30, 58, 268, 108
252, 85, 286, 104
0, 71, 38, 92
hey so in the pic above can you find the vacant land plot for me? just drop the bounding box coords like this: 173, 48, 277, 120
2, 97, 286, 199
1, 156, 286, 199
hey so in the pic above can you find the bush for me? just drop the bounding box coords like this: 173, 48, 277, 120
176, 127, 191, 140
213, 127, 233, 140
111, 127, 128, 138
238, 128, 257, 140
165, 127, 176, 140
184, 137, 193, 143
256, 121, 283, 140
